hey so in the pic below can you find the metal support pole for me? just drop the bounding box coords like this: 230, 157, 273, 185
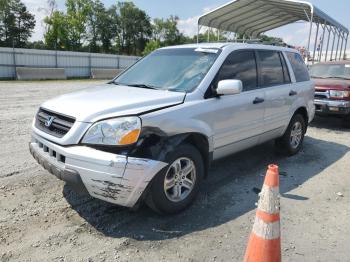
207, 28, 210, 42
306, 10, 314, 63
197, 24, 199, 44
318, 23, 326, 62
343, 34, 349, 60
55, 51, 58, 68
226, 32, 230, 43
312, 23, 319, 63
12, 40, 17, 79
338, 33, 344, 61
54, 38, 58, 68
330, 28, 336, 61
217, 30, 220, 42
335, 30, 341, 61
89, 54, 92, 78
325, 26, 331, 62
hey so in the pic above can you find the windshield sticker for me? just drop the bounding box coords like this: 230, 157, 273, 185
194, 47, 219, 54
345, 64, 350, 68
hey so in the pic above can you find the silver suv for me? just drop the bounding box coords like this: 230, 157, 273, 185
29, 43, 315, 214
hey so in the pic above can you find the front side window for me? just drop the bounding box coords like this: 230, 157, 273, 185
217, 50, 258, 91
114, 48, 219, 93
258, 50, 285, 87
286, 52, 310, 82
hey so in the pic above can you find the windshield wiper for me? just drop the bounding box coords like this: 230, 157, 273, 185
111, 82, 159, 89
125, 83, 160, 90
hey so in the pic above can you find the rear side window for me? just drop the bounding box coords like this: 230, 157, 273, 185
217, 50, 258, 91
257, 50, 285, 87
286, 52, 310, 82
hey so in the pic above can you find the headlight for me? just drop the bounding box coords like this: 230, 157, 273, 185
329, 90, 350, 98
82, 117, 141, 146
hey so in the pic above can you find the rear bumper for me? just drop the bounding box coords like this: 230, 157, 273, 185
314, 99, 350, 115
29, 133, 167, 208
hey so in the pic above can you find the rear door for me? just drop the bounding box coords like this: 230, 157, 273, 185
256, 50, 293, 142
205, 50, 266, 159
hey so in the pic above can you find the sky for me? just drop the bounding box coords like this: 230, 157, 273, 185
23, 0, 350, 50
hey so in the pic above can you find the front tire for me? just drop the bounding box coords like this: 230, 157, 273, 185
275, 114, 306, 156
146, 144, 204, 214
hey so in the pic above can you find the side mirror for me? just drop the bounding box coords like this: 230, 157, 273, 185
216, 79, 243, 96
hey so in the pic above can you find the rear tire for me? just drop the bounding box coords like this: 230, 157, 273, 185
275, 114, 306, 156
145, 144, 204, 214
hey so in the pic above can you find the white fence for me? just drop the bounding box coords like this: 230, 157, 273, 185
0, 47, 140, 79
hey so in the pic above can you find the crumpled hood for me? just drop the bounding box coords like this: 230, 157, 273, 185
41, 84, 185, 122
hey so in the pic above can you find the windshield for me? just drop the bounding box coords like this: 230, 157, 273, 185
309, 63, 350, 80
114, 48, 220, 92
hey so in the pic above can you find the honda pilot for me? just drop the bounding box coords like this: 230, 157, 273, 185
29, 43, 315, 214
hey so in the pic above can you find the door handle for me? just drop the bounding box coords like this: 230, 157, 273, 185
253, 97, 265, 104
289, 90, 298, 96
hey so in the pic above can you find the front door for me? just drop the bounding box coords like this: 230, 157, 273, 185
202, 50, 266, 160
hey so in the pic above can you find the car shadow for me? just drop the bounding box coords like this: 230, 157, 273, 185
63, 136, 349, 241
310, 115, 349, 132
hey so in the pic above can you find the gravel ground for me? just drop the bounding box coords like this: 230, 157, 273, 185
0, 80, 349, 262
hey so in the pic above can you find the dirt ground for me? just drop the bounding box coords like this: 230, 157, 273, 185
0, 80, 349, 262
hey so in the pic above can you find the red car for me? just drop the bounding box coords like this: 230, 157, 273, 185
310, 61, 350, 127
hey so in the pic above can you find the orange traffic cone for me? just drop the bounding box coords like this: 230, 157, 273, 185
244, 164, 281, 262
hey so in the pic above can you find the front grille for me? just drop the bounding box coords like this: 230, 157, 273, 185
35, 108, 75, 138
315, 89, 329, 100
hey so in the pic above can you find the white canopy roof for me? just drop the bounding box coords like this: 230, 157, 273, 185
198, 0, 349, 38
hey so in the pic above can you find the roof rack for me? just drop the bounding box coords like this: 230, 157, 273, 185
197, 0, 349, 63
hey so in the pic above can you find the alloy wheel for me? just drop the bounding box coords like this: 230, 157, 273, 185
290, 121, 303, 149
163, 157, 196, 202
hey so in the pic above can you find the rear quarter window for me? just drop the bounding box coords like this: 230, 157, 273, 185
286, 52, 310, 82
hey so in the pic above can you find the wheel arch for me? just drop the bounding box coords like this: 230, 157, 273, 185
294, 107, 309, 132
129, 129, 212, 178
182, 132, 212, 178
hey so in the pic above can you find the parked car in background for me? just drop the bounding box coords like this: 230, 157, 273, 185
29, 43, 315, 214
310, 61, 350, 127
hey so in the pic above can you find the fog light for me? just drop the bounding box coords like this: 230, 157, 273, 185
329, 107, 339, 112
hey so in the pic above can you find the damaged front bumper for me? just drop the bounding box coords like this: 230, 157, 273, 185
29, 133, 167, 208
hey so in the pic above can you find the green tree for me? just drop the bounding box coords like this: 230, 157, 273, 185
113, 2, 152, 55
65, 0, 92, 50
26, 40, 46, 49
0, 0, 8, 45
152, 16, 183, 46
196, 29, 226, 43
44, 11, 69, 50
142, 39, 161, 56
99, 6, 118, 53
259, 34, 284, 45
86, 0, 102, 52
0, 0, 35, 47
86, 0, 116, 53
